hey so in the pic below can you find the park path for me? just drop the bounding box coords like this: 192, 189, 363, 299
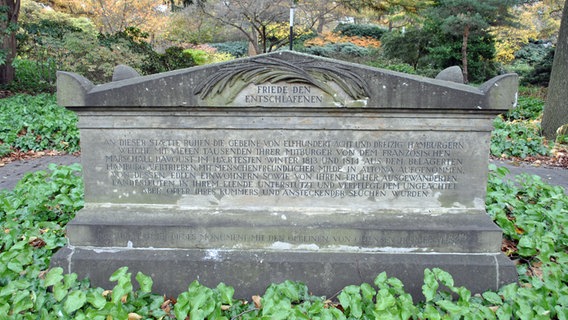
0, 154, 567, 192
0, 154, 80, 191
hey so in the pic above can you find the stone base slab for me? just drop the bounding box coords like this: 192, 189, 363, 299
66, 207, 503, 253
51, 246, 517, 300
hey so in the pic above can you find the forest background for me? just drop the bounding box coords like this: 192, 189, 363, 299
0, 0, 564, 87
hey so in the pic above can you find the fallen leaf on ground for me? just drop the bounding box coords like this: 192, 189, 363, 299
252, 295, 262, 309
128, 313, 142, 320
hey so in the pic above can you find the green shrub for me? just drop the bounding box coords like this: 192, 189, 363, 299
17, 5, 178, 85
513, 41, 555, 86
183, 48, 209, 65
523, 47, 554, 86
333, 23, 386, 40
210, 41, 248, 58
300, 45, 335, 57
514, 41, 553, 65
59, 32, 145, 83
15, 3, 97, 92
301, 43, 370, 58
504, 61, 534, 80
380, 29, 430, 70
336, 42, 370, 56
365, 58, 417, 74
0, 94, 79, 157
15, 6, 96, 94
159, 46, 196, 71
503, 95, 544, 121
422, 19, 499, 83
8, 58, 58, 93
491, 116, 550, 158
98, 27, 165, 75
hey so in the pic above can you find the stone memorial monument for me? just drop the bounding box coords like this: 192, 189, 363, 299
52, 51, 518, 298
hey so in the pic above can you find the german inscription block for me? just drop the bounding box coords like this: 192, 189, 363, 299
81, 124, 487, 211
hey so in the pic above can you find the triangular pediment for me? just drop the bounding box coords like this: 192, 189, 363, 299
57, 51, 517, 111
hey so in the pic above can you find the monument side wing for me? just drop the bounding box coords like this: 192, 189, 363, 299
56, 71, 94, 107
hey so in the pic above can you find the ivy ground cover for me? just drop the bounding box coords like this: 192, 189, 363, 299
0, 91, 566, 318
0, 164, 566, 319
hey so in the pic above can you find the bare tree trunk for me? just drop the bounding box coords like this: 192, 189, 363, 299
461, 24, 470, 84
316, 13, 325, 33
0, 0, 20, 85
0, 33, 16, 85
248, 26, 260, 56
542, 3, 568, 141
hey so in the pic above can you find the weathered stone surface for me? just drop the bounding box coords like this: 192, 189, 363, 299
65, 208, 502, 252
52, 247, 517, 300
57, 51, 517, 110
112, 65, 141, 82
78, 116, 490, 209
435, 66, 465, 83
52, 51, 519, 299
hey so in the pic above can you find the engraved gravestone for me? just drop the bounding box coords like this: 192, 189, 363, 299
52, 51, 518, 298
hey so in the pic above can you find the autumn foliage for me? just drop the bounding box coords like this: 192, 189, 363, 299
304, 32, 381, 48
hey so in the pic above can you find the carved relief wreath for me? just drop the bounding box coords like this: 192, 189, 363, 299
195, 56, 370, 107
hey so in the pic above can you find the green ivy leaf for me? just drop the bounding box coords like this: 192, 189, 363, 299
0, 303, 10, 317
375, 289, 396, 311
360, 283, 376, 301
174, 291, 191, 320
135, 271, 153, 293
63, 290, 87, 314
338, 286, 362, 318
216, 282, 235, 305
112, 274, 133, 305
482, 291, 503, 305
86, 290, 107, 310
517, 236, 538, 257
53, 282, 67, 302
422, 269, 438, 302
515, 299, 535, 318
374, 272, 388, 288
11, 290, 33, 314
433, 268, 454, 288
436, 300, 465, 315
109, 266, 129, 282
422, 304, 442, 320
43, 267, 64, 287
496, 303, 513, 320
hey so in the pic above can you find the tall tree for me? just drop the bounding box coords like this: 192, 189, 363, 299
425, 0, 516, 83
76, 0, 170, 40
340, 0, 431, 14
166, 0, 201, 11
0, 0, 20, 85
340, 0, 433, 27
197, 0, 291, 55
542, 2, 568, 140
297, 0, 343, 34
